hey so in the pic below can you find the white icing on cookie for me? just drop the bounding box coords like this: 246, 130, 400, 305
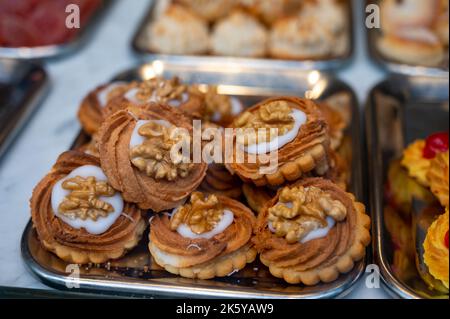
268, 215, 335, 244
51, 165, 124, 235
129, 119, 172, 149
96, 82, 127, 108
176, 210, 234, 239
244, 109, 307, 154
300, 217, 335, 243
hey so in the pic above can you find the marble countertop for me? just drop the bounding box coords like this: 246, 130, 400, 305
0, 0, 390, 299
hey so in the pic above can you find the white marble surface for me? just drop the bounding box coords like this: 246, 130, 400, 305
0, 0, 389, 298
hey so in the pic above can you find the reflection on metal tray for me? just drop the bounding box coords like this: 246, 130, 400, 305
22, 62, 365, 298
0, 59, 49, 160
131, 0, 354, 71
366, 75, 449, 299
0, 1, 114, 60
366, 0, 449, 77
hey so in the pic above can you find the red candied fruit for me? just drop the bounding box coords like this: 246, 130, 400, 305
423, 132, 449, 159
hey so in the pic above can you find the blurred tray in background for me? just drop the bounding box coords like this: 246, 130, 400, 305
0, 0, 114, 60
0, 58, 49, 160
131, 0, 354, 71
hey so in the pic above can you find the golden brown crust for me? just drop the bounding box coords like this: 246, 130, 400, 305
149, 194, 256, 279
242, 183, 274, 215
78, 86, 106, 136
199, 164, 243, 199
253, 178, 371, 285
227, 97, 330, 187
98, 103, 208, 212
30, 151, 147, 264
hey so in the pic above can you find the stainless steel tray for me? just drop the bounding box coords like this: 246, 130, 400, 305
131, 0, 354, 71
22, 62, 366, 298
0, 1, 114, 60
0, 59, 49, 160
366, 75, 449, 299
366, 0, 449, 77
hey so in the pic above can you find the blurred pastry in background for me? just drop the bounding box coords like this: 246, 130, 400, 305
269, 0, 348, 59
145, 4, 210, 55
378, 0, 449, 67
177, 0, 237, 22
242, 183, 273, 215
427, 151, 449, 208
423, 209, 449, 289
211, 10, 268, 58
239, 0, 301, 25
380, 0, 440, 32
318, 102, 346, 150
78, 82, 131, 135
377, 29, 445, 67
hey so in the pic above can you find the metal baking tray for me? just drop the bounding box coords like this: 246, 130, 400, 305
0, 1, 114, 60
0, 58, 49, 160
22, 61, 365, 298
366, 0, 449, 77
366, 75, 449, 299
131, 0, 354, 71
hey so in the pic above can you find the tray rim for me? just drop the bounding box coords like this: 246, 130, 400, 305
365, 0, 449, 78
21, 65, 368, 299
130, 0, 355, 71
365, 75, 450, 300
0, 0, 115, 60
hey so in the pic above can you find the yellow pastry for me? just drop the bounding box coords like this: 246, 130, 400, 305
427, 151, 449, 208
423, 210, 449, 289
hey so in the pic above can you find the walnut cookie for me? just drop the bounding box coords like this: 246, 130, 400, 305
78, 81, 132, 135
253, 178, 371, 285
103, 77, 205, 121
30, 151, 147, 264
149, 192, 257, 279
227, 97, 331, 187
97, 102, 207, 212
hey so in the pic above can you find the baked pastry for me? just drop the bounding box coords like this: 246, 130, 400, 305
427, 151, 449, 208
104, 77, 205, 120
211, 11, 268, 58
97, 102, 208, 212
78, 82, 131, 135
385, 159, 434, 217
377, 29, 445, 67
423, 209, 449, 289
380, 0, 441, 33
325, 149, 349, 191
239, 0, 301, 25
269, 0, 347, 59
434, 0, 449, 46
177, 0, 237, 22
253, 178, 371, 285
401, 132, 449, 187
199, 163, 243, 199
30, 151, 147, 264
78, 133, 100, 158
149, 192, 257, 279
145, 5, 209, 55
195, 85, 244, 126
227, 97, 331, 187
242, 183, 273, 215
318, 102, 346, 150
